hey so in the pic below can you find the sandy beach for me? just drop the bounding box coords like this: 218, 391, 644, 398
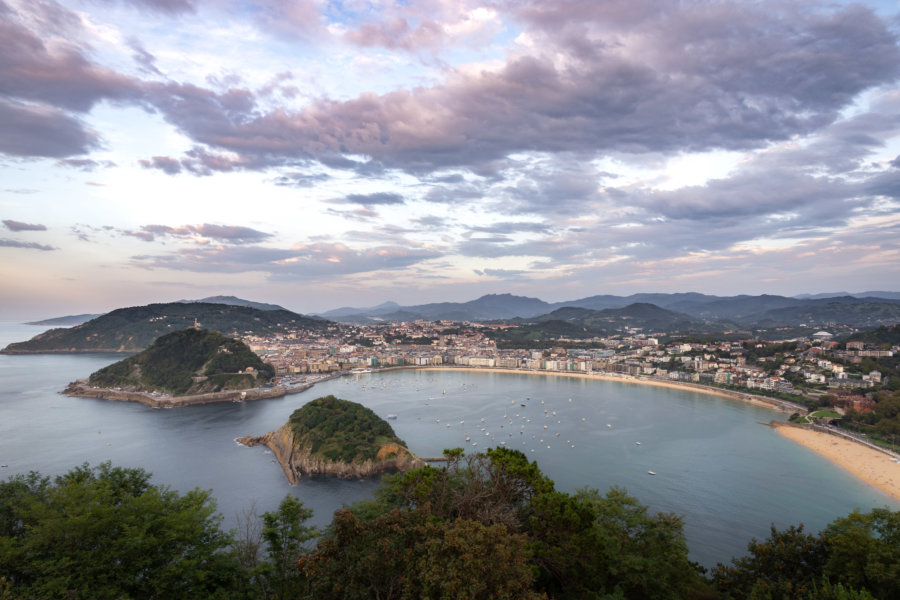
773, 423, 900, 503
416, 366, 802, 413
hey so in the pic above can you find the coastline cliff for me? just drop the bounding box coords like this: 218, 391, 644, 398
238, 395, 424, 483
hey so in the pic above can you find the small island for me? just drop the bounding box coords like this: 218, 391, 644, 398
238, 395, 424, 483
64, 328, 283, 407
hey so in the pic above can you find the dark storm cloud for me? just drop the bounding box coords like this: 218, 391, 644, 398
3, 219, 47, 232
0, 238, 55, 250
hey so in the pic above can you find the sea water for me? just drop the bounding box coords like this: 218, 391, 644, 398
0, 321, 895, 568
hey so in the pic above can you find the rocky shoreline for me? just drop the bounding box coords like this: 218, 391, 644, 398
237, 423, 425, 483
63, 380, 313, 408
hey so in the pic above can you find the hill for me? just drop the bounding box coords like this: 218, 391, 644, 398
845, 324, 900, 347
286, 395, 408, 464
747, 298, 900, 328
86, 328, 274, 396
178, 295, 288, 311
24, 314, 102, 326
238, 395, 423, 482
1, 302, 327, 354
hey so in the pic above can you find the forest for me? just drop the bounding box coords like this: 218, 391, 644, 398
1, 452, 897, 599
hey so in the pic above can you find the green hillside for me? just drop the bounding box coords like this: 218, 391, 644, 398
288, 395, 407, 464
88, 328, 275, 396
845, 324, 900, 346
2, 302, 326, 353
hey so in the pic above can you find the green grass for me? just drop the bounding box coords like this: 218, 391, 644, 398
809, 410, 841, 419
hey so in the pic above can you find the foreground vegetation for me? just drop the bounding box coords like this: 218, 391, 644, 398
1, 456, 898, 599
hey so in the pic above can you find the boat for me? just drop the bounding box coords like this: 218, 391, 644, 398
387, 414, 398, 420
635, 441, 641, 445
648, 471, 656, 476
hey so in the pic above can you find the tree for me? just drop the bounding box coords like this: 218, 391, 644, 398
260, 495, 317, 600
822, 508, 900, 599
712, 524, 827, 599
301, 508, 544, 600
0, 462, 239, 599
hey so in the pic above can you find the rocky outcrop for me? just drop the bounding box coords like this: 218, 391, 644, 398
237, 423, 425, 484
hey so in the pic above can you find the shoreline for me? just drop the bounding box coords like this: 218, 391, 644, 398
65, 363, 900, 501
63, 380, 319, 408
412, 366, 900, 501
772, 422, 900, 503
414, 366, 803, 414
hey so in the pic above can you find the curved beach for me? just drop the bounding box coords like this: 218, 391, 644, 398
417, 366, 803, 413
415, 366, 900, 502
773, 423, 900, 502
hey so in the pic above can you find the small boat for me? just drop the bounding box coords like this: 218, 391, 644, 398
387, 414, 398, 420
648, 471, 656, 476
635, 442, 641, 445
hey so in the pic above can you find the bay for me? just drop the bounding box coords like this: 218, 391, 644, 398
0, 321, 895, 569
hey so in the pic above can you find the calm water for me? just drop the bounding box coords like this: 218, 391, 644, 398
0, 321, 895, 568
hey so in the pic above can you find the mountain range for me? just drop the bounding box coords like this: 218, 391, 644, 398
316, 292, 900, 327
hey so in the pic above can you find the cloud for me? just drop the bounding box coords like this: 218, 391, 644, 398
139, 156, 183, 175
89, 0, 195, 15
55, 158, 117, 171
339, 192, 405, 206
0, 3, 139, 112
272, 172, 330, 188
243, 0, 323, 41
0, 238, 55, 251
324, 207, 380, 221
128, 38, 163, 76
0, 99, 100, 158
136, 1, 899, 176
130, 223, 274, 244
3, 219, 47, 232
130, 241, 442, 280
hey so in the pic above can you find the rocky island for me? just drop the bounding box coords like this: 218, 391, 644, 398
238, 395, 424, 483
64, 328, 280, 407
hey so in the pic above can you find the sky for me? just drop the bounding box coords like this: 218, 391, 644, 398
2, 0, 900, 318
